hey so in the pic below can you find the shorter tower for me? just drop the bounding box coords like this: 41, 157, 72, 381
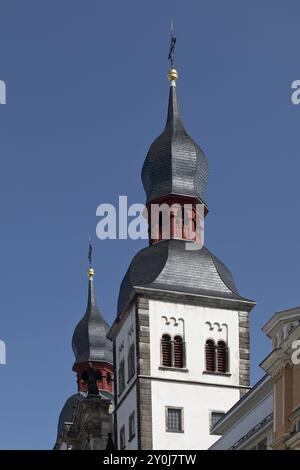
72, 267, 114, 394
54, 265, 114, 450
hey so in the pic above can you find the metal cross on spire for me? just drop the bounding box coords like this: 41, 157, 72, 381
168, 20, 177, 68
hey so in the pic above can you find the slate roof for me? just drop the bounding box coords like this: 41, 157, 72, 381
72, 276, 113, 367
56, 390, 113, 439
117, 239, 254, 315
141, 82, 208, 205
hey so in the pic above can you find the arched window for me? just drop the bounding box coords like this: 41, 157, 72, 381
217, 341, 227, 373
205, 339, 216, 372
106, 372, 111, 384
161, 334, 172, 367
81, 371, 89, 382
159, 212, 163, 239
174, 335, 184, 368
95, 370, 102, 381
175, 206, 189, 238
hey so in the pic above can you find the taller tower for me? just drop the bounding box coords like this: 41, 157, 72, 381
109, 56, 255, 450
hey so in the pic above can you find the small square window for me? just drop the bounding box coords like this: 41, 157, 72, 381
166, 407, 183, 432
119, 425, 126, 449
129, 411, 135, 441
210, 411, 225, 431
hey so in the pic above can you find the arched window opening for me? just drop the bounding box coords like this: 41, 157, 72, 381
161, 334, 172, 367
81, 371, 89, 382
217, 341, 227, 373
192, 206, 197, 236
174, 335, 184, 368
205, 339, 216, 372
95, 370, 102, 381
159, 212, 163, 240
106, 372, 111, 384
175, 206, 190, 238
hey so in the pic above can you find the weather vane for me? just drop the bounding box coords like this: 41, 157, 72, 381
88, 236, 92, 267
168, 20, 176, 68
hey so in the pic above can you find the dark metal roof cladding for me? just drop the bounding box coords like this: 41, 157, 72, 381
117, 239, 253, 316
72, 276, 113, 367
141, 82, 208, 205
57, 389, 113, 438
116, 77, 254, 316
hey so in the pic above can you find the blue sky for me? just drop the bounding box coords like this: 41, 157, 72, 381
0, 0, 300, 449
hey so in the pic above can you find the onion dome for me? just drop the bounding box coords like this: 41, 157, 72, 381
116, 66, 255, 317
141, 70, 208, 207
117, 239, 255, 316
72, 268, 113, 367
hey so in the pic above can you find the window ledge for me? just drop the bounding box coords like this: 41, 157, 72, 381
203, 371, 231, 377
166, 429, 184, 434
159, 366, 189, 373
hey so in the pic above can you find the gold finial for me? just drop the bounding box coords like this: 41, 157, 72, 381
88, 267, 95, 279
168, 68, 178, 81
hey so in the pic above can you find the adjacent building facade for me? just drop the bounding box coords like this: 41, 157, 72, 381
261, 306, 300, 450
210, 306, 300, 450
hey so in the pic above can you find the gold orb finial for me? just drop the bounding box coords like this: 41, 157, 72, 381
88, 267, 95, 279
168, 68, 178, 81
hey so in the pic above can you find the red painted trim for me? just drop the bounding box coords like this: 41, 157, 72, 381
73, 361, 114, 393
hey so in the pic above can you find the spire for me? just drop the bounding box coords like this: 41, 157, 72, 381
166, 76, 181, 128
72, 244, 113, 369
141, 31, 208, 207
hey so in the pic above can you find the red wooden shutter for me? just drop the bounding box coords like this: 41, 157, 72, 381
217, 341, 227, 373
161, 334, 172, 367
174, 336, 184, 368
205, 340, 216, 372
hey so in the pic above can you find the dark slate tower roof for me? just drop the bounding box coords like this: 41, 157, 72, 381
141, 77, 208, 205
117, 239, 254, 315
72, 269, 113, 367
115, 68, 255, 317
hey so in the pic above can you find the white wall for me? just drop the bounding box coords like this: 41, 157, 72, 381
151, 380, 240, 449
115, 298, 245, 450
149, 300, 241, 386
115, 305, 138, 449
115, 305, 136, 404
148, 299, 242, 449
117, 384, 138, 450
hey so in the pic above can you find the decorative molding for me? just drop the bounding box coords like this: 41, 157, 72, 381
161, 315, 184, 328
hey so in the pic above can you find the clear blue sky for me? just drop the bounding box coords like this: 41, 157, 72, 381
0, 0, 299, 449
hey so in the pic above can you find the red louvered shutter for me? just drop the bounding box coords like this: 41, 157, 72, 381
161, 334, 172, 367
217, 341, 227, 373
174, 336, 184, 368
205, 340, 216, 372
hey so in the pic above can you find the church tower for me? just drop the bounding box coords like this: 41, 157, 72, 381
109, 48, 255, 450
55, 262, 114, 450
72, 266, 114, 394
